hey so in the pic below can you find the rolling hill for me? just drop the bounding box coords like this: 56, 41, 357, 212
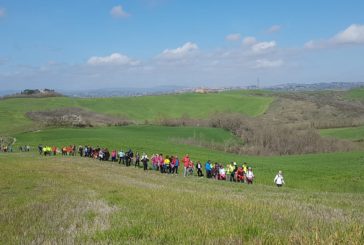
0, 91, 273, 135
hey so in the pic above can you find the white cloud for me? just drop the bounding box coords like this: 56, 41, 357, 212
0, 7, 6, 18
304, 40, 324, 49
332, 24, 364, 44
242, 36, 257, 46
225, 33, 241, 41
110, 5, 130, 18
254, 59, 283, 68
159, 42, 198, 59
87, 53, 139, 66
267, 25, 281, 33
305, 24, 364, 49
251, 41, 276, 53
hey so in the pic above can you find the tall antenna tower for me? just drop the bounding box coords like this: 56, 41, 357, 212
257, 77, 260, 89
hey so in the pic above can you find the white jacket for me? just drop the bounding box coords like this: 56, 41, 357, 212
246, 170, 254, 179
274, 174, 285, 185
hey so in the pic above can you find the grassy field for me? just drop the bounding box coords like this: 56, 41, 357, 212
345, 87, 364, 101
0, 97, 79, 135
0, 91, 274, 135
321, 126, 364, 141
1, 153, 363, 244
14, 126, 364, 193
2, 90, 364, 243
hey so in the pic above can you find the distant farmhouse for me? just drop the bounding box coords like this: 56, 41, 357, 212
194, 87, 221, 94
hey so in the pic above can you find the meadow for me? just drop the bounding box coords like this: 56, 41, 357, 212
346, 87, 364, 101
321, 125, 364, 141
1, 153, 363, 244
14, 126, 364, 193
0, 91, 273, 135
1, 89, 364, 243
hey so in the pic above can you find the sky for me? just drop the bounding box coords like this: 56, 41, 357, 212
0, 0, 364, 90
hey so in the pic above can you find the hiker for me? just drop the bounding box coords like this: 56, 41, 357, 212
218, 166, 226, 180
104, 149, 110, 161
236, 166, 245, 183
125, 149, 133, 166
182, 154, 191, 177
274, 170, 285, 187
246, 167, 255, 184
111, 150, 117, 162
196, 161, 203, 177
38, 144, 43, 155
78, 145, 83, 157
151, 154, 157, 170
230, 162, 237, 182
169, 156, 175, 174
98, 149, 104, 161
135, 152, 140, 167
163, 155, 170, 173
71, 145, 76, 156
242, 162, 248, 174
52, 146, 57, 156
173, 156, 179, 175
205, 160, 212, 178
118, 149, 125, 164
141, 153, 149, 170
159, 154, 164, 173
187, 160, 194, 176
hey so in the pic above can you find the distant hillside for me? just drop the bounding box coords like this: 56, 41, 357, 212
1, 89, 63, 99
0, 90, 274, 135
266, 82, 364, 91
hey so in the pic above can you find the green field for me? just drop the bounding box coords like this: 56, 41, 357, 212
0, 91, 274, 135
345, 87, 364, 101
2, 91, 364, 243
14, 126, 364, 193
321, 126, 364, 141
1, 153, 364, 244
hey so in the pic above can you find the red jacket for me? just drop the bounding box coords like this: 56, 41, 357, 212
183, 156, 190, 167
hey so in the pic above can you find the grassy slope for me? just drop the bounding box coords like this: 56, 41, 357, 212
345, 87, 364, 101
0, 97, 79, 135
321, 126, 364, 141
14, 126, 364, 193
2, 90, 364, 243
1, 154, 363, 244
0, 91, 273, 135
318, 88, 364, 141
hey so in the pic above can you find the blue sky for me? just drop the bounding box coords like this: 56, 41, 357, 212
1, 0, 364, 90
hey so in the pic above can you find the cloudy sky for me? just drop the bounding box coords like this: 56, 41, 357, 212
0, 0, 364, 90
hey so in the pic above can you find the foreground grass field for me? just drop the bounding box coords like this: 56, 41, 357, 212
14, 126, 364, 193
0, 91, 273, 135
1, 153, 363, 244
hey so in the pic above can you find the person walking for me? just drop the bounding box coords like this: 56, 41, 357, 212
274, 170, 285, 187
182, 154, 191, 177
246, 167, 255, 184
118, 149, 125, 164
196, 161, 203, 177
205, 160, 212, 178
141, 153, 149, 171
173, 156, 179, 175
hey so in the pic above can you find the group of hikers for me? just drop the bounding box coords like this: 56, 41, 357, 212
37, 144, 285, 186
